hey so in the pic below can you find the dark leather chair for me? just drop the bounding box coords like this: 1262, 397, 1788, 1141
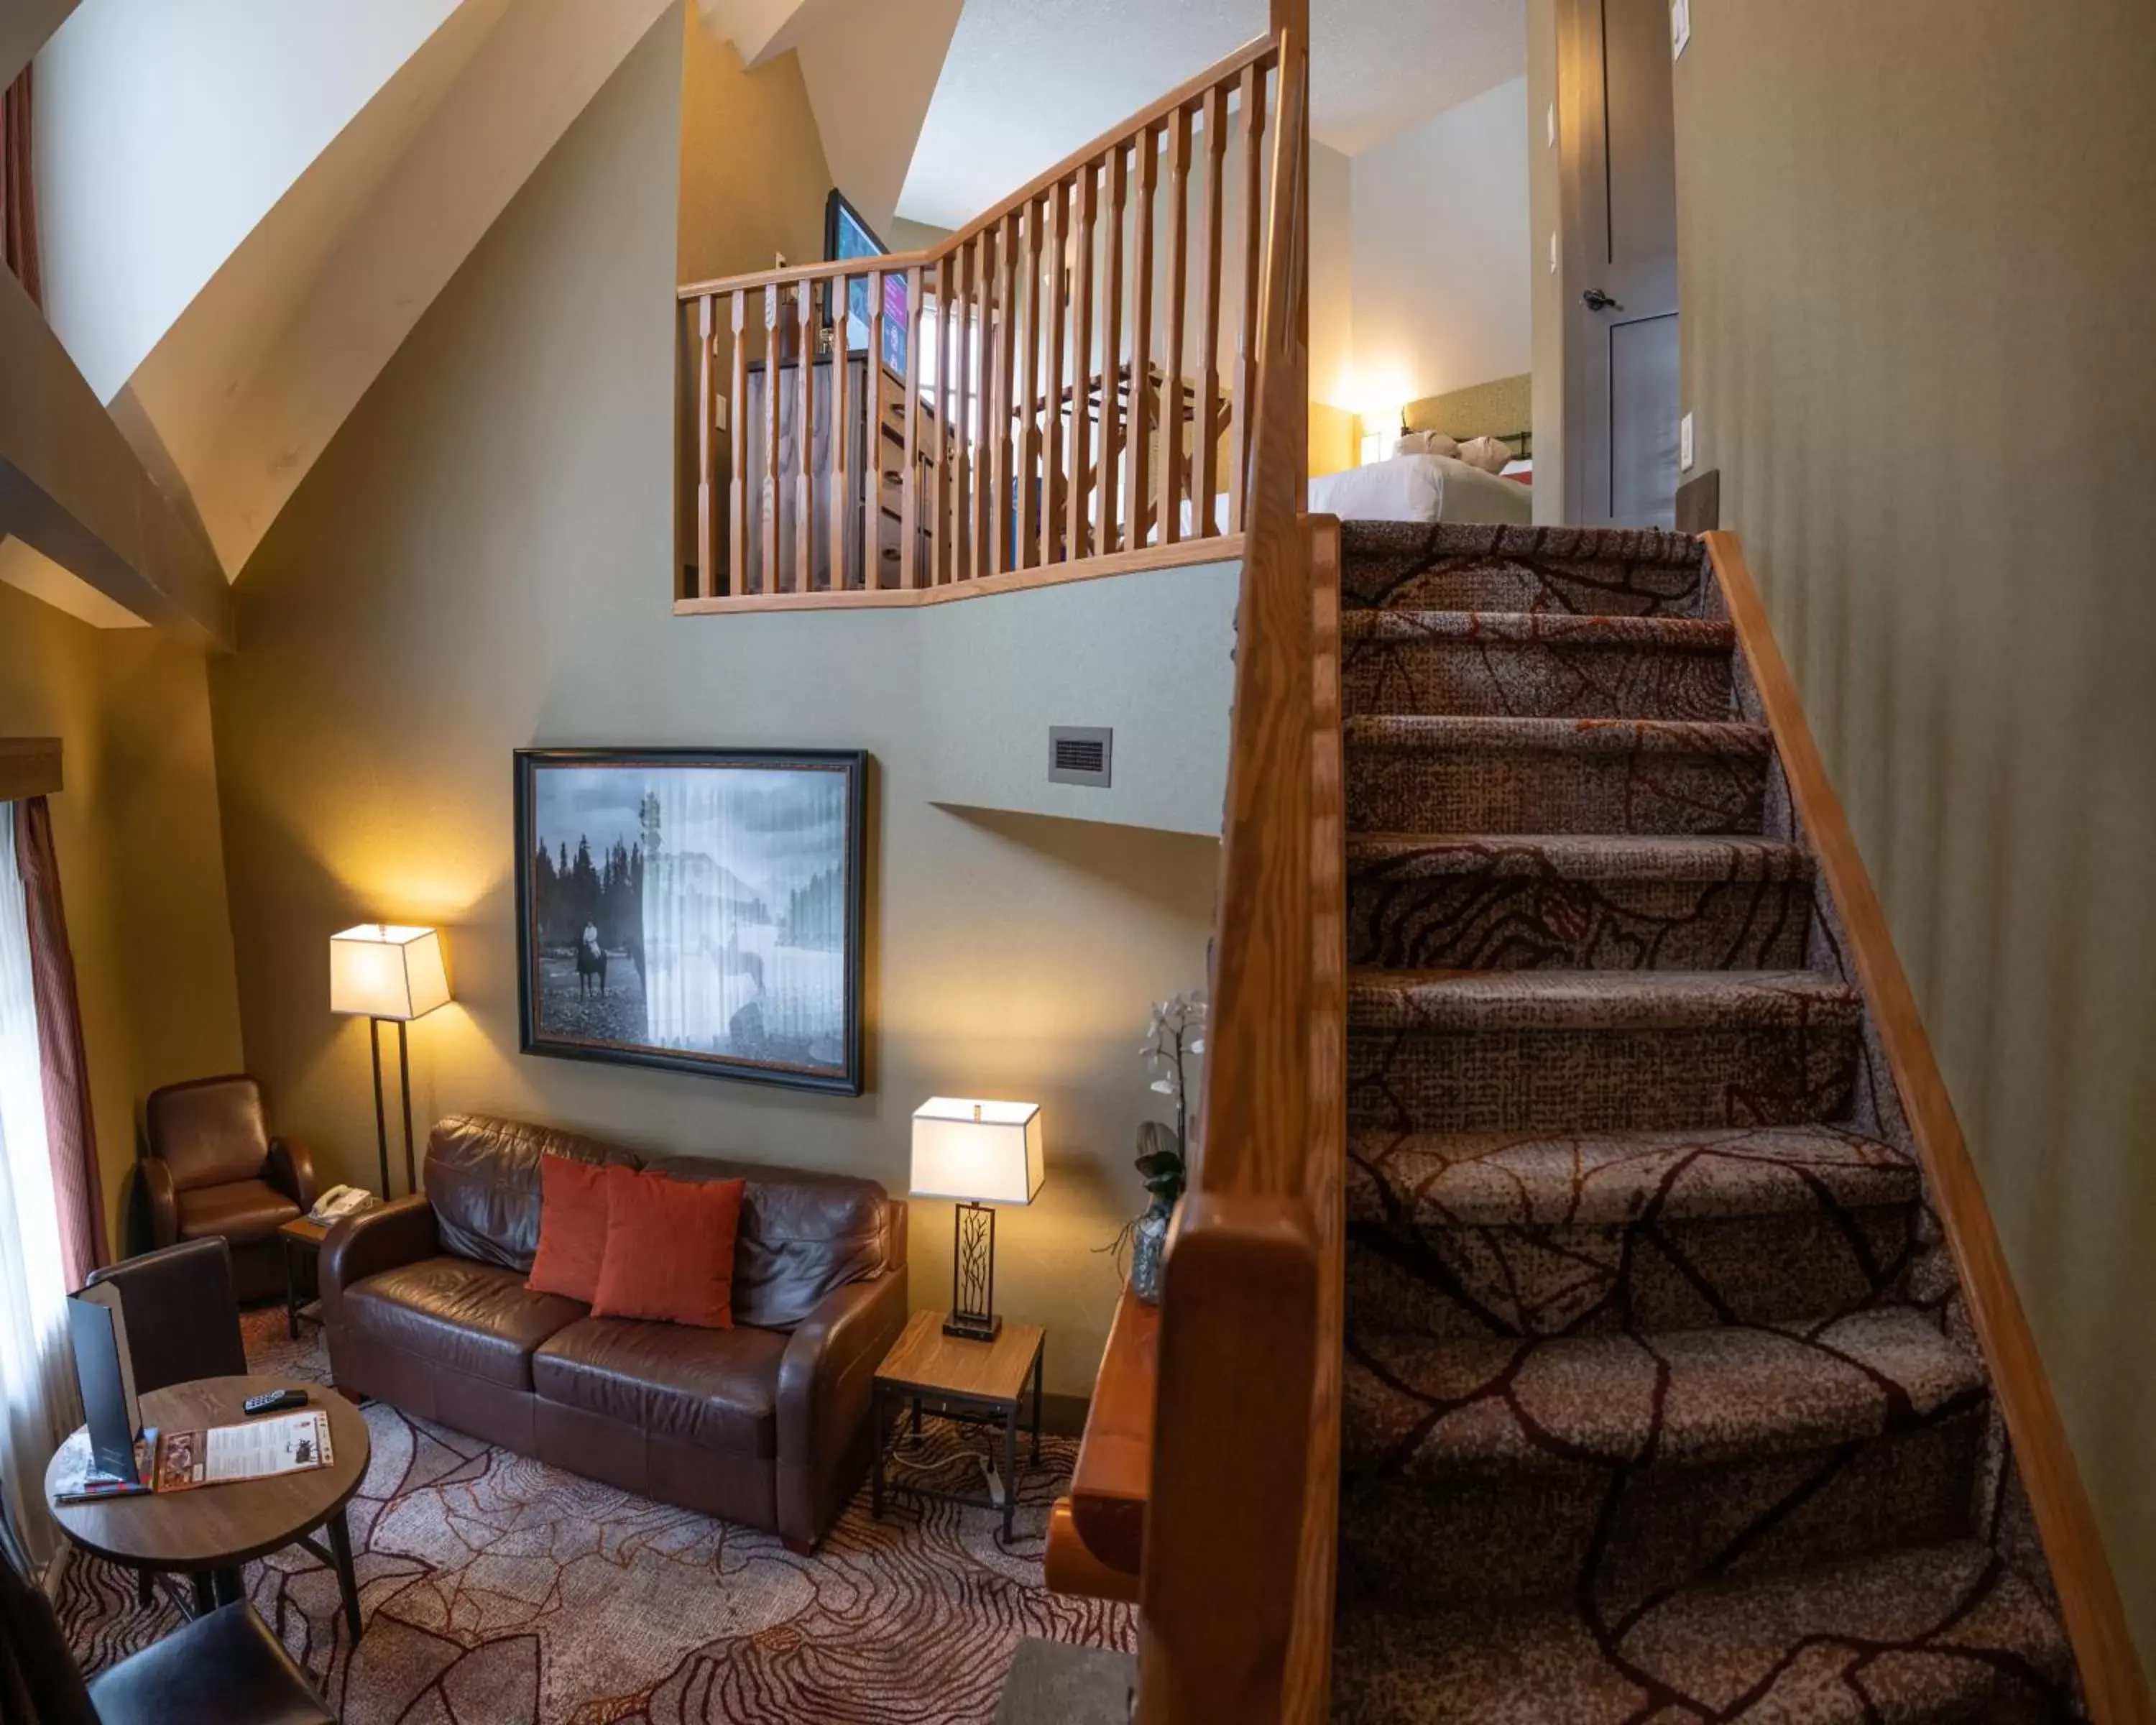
323, 1112, 909, 1552
134, 1077, 317, 1305
0, 1506, 333, 1725
81, 1240, 249, 1609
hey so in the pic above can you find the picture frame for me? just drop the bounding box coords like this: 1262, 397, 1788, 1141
513, 748, 867, 1095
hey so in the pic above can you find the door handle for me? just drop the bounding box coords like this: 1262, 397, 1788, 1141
1581, 288, 1623, 312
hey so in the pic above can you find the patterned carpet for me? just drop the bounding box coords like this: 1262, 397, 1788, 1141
57, 1311, 1133, 1724
1329, 525, 2079, 1722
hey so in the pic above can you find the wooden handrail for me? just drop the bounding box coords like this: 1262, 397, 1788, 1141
1705, 533, 2153, 1725
673, 34, 1281, 610
1135, 21, 1338, 1723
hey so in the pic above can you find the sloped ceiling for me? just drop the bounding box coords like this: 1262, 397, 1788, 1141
898, 0, 1526, 229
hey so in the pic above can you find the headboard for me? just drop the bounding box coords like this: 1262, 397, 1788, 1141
1402, 373, 1532, 461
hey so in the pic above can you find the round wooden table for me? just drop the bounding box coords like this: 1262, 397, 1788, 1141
45, 1375, 369, 1635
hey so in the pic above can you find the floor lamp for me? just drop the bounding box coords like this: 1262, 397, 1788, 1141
329, 924, 452, 1197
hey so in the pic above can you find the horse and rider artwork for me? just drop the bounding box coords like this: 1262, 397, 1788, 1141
514, 748, 867, 1095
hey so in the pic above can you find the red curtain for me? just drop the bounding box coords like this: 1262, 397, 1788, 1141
1, 65, 40, 308
13, 799, 104, 1287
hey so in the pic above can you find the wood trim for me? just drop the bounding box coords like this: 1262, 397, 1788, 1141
671, 533, 1244, 615
1066, 1284, 1157, 1583
0, 738, 62, 803
679, 251, 934, 301
1046, 1500, 1141, 1603
1704, 531, 2154, 1725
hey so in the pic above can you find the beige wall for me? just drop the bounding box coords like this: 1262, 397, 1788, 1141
1674, 0, 2156, 1665
0, 581, 244, 1252
212, 12, 1220, 1399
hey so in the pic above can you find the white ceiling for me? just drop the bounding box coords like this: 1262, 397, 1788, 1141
895, 0, 1527, 229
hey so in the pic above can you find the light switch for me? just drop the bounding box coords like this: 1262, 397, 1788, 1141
714, 396, 729, 433
1680, 413, 1695, 472
1546, 102, 1556, 148
1672, 0, 1691, 58
1549, 232, 1559, 275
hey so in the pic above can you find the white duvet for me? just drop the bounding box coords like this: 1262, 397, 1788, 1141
1307, 453, 1531, 526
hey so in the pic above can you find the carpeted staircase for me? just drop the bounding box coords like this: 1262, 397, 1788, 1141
1330, 525, 2078, 1723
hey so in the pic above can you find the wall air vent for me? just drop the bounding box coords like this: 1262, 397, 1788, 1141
1048, 726, 1112, 788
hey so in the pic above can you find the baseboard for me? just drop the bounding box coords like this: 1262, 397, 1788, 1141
1676, 467, 1721, 533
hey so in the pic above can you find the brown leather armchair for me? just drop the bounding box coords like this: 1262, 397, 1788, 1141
132, 1077, 318, 1305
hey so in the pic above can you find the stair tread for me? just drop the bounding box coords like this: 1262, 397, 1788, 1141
1340, 520, 1708, 569
1348, 967, 1863, 1031
1341, 608, 1735, 650
1332, 1541, 2070, 1724
1345, 1307, 1984, 1478
1348, 832, 1811, 882
1348, 714, 1772, 753
1348, 1123, 1917, 1230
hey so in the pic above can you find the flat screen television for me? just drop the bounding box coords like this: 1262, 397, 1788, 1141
825, 188, 908, 377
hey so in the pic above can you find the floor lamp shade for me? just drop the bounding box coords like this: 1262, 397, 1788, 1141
911, 1099, 1041, 1343
330, 925, 451, 1200
329, 925, 451, 1021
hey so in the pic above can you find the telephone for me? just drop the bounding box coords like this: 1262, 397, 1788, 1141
306, 1185, 377, 1226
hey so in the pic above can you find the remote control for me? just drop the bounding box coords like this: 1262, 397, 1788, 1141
242, 1389, 308, 1417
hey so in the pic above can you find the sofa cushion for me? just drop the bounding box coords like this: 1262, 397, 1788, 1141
591, 1167, 745, 1329
148, 1076, 273, 1191
527, 1154, 613, 1303
533, 1317, 787, 1456
425, 1115, 641, 1272
642, 1155, 890, 1327
344, 1257, 586, 1389
175, 1179, 301, 1245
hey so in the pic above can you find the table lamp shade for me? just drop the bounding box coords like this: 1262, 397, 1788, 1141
329, 924, 451, 1021
910, 1098, 1043, 1206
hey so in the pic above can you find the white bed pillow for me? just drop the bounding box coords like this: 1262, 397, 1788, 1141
1455, 436, 1513, 475
1393, 430, 1460, 460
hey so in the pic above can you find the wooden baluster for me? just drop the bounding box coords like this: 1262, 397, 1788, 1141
830, 272, 852, 589
1194, 83, 1229, 543
971, 228, 995, 579
728, 291, 748, 597
1065, 158, 1097, 562
1041, 180, 1070, 566
1099, 144, 1128, 553
991, 211, 1019, 574
1016, 199, 1044, 568
1125, 126, 1158, 553
901, 264, 923, 588
1230, 60, 1268, 533
795, 279, 816, 593
761, 284, 780, 593
865, 270, 886, 587
1164, 106, 1192, 545
695, 295, 717, 599
932, 254, 954, 584
952, 242, 974, 582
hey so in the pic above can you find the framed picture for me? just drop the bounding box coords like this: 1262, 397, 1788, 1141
514, 748, 867, 1095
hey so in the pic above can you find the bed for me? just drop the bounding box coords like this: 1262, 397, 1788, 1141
1307, 372, 1534, 526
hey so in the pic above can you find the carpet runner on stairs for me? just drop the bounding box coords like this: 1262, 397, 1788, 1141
1330, 524, 2077, 1723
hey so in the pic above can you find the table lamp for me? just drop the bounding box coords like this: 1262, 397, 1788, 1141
330, 924, 451, 1197
911, 1098, 1043, 1342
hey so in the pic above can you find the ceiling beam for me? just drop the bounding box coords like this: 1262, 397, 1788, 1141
0, 0, 76, 86
0, 270, 233, 650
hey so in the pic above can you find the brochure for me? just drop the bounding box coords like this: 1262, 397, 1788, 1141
152, 1409, 333, 1494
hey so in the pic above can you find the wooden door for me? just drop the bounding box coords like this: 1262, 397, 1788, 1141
1561, 0, 1680, 527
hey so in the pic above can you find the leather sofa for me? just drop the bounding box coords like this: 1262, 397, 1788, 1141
135, 1076, 318, 1305
321, 1113, 908, 1552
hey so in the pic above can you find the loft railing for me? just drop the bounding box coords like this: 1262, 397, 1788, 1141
675, 36, 1280, 610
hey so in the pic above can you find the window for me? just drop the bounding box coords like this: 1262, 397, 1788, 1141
0, 811, 73, 1557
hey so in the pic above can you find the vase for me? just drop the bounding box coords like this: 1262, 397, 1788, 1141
1129, 1198, 1173, 1305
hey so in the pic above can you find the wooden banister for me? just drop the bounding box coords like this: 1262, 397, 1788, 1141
1704, 533, 2155, 1725
674, 34, 1281, 611
1132, 22, 1337, 1723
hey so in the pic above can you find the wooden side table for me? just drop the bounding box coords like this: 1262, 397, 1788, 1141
872, 1310, 1044, 1543
278, 1217, 329, 1340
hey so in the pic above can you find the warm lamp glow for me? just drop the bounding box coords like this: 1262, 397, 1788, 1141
329, 924, 452, 1021
910, 1098, 1044, 1206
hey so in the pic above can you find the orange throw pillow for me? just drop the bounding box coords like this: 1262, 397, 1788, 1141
591, 1165, 745, 1329
526, 1154, 612, 1303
